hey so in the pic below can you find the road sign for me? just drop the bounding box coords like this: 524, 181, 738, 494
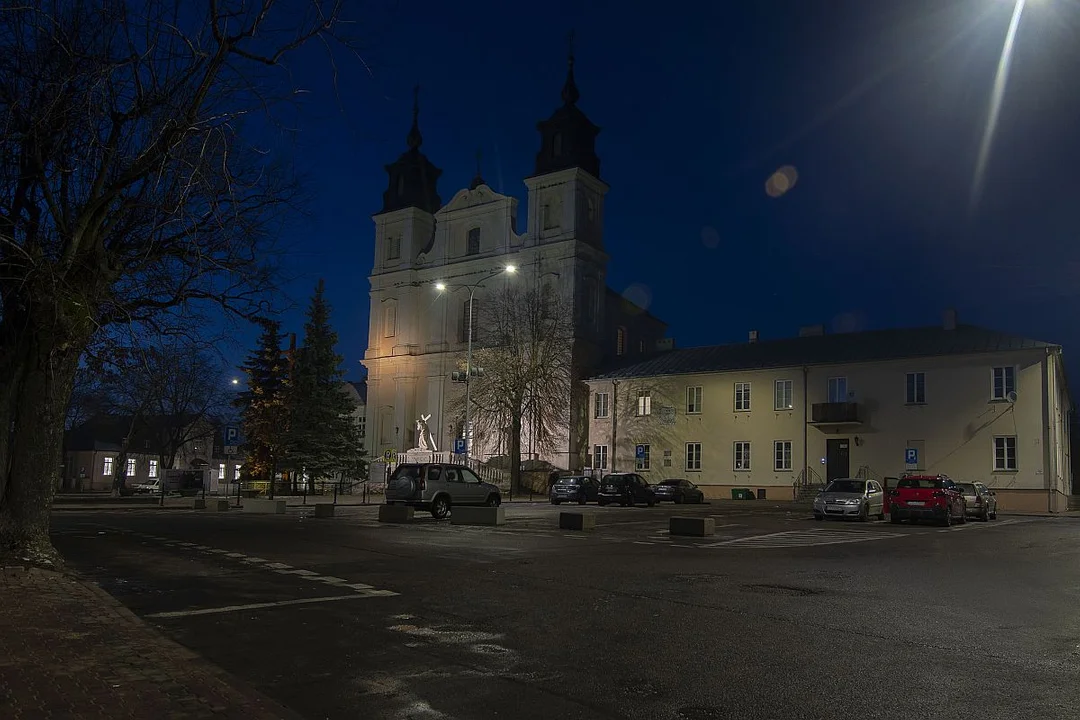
635, 444, 646, 460
905, 448, 918, 465
224, 426, 239, 444
383, 449, 397, 463
224, 445, 238, 456
453, 438, 466, 454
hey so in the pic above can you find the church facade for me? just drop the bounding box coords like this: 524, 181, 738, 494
362, 50, 667, 472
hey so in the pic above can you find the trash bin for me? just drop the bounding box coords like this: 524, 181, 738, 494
757, 488, 767, 500
732, 488, 753, 500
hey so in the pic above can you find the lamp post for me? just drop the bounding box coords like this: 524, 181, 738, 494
435, 264, 516, 464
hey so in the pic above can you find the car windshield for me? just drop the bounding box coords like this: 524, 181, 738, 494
556, 478, 582, 485
601, 475, 626, 485
826, 480, 865, 494
897, 477, 944, 489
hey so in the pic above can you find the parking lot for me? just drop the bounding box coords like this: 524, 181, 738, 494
51, 501, 1080, 720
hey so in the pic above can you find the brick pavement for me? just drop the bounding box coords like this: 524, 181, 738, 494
0, 566, 305, 719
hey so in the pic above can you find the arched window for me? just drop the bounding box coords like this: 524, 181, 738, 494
466, 227, 480, 255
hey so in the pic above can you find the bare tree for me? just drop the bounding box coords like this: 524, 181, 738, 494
457, 285, 575, 491
0, 0, 359, 565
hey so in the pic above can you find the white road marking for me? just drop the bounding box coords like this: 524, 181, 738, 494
276, 569, 320, 577
703, 529, 905, 549
145, 594, 382, 619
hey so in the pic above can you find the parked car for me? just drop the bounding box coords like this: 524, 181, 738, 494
384, 463, 502, 519
653, 479, 705, 504
597, 473, 656, 507
132, 479, 162, 494
888, 474, 966, 526
549, 476, 599, 505
955, 482, 998, 521
813, 478, 886, 521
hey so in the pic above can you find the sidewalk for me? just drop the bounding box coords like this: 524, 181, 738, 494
0, 566, 303, 719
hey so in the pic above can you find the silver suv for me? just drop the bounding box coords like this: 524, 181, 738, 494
384, 463, 502, 519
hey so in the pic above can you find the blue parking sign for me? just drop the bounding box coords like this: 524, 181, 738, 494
454, 438, 467, 454
905, 448, 918, 465
635, 444, 646, 460
225, 426, 239, 444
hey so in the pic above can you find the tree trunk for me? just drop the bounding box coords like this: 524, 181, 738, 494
509, 413, 523, 494
0, 331, 81, 567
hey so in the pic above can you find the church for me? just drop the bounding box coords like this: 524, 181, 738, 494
362, 47, 667, 474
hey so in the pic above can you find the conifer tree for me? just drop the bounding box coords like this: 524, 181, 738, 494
237, 320, 289, 499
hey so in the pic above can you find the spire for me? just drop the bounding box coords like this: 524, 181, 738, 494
469, 147, 485, 190
406, 84, 423, 149
561, 30, 579, 107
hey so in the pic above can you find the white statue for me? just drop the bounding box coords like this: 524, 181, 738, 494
415, 414, 438, 452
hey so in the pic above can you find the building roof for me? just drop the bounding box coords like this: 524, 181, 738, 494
589, 324, 1058, 381
65, 414, 214, 452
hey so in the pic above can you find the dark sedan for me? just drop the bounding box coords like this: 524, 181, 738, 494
549, 476, 598, 505
653, 479, 705, 504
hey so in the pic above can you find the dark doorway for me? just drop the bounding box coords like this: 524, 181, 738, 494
826, 439, 850, 482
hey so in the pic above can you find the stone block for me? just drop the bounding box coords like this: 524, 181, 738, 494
669, 516, 715, 537
192, 498, 206, 510
378, 504, 415, 523
313, 503, 335, 518
243, 499, 286, 514
559, 512, 596, 531
450, 505, 506, 526
210, 499, 230, 512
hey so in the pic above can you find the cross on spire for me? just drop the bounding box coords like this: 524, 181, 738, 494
407, 83, 423, 149
470, 147, 486, 190
561, 30, 580, 106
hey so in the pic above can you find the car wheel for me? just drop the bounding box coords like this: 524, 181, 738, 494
941, 508, 952, 527
858, 503, 869, 522
956, 507, 966, 524
876, 511, 886, 521
697, 493, 705, 504
890, 513, 902, 524
486, 494, 501, 507
647, 499, 655, 508
674, 494, 683, 504
814, 513, 824, 522
578, 495, 587, 505
990, 508, 997, 520
430, 495, 451, 520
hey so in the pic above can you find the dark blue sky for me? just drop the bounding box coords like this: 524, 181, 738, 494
232, 0, 1080, 381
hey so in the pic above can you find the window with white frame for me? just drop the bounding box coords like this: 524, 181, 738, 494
906, 372, 926, 404
734, 382, 751, 411
594, 392, 610, 418
828, 377, 848, 403
637, 390, 652, 416
733, 441, 751, 471
685, 442, 702, 471
663, 449, 672, 467
992, 366, 1016, 400
125, 458, 136, 477
774, 379, 793, 410
218, 463, 226, 480
635, 444, 650, 471
102, 457, 114, 476
774, 440, 792, 471
993, 436, 1017, 471
148, 460, 158, 478
686, 386, 703, 414
593, 444, 608, 470
234, 464, 242, 480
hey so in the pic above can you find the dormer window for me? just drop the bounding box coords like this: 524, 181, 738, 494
466, 227, 480, 256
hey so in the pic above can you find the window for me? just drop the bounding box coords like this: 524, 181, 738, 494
733, 441, 751, 471
663, 449, 672, 467
734, 382, 751, 411
828, 377, 848, 403
635, 444, 650, 471
386, 234, 401, 261
383, 303, 397, 338
774, 380, 793, 410
218, 463, 226, 480
466, 227, 480, 255
686, 386, 703, 414
102, 457, 114, 476
637, 390, 652, 416
148, 460, 158, 478
234, 464, 242, 480
992, 366, 1016, 400
460, 299, 479, 343
906, 372, 926, 404
616, 327, 626, 356
125, 458, 136, 477
774, 441, 792, 471
993, 436, 1017, 471
685, 442, 702, 471
593, 444, 608, 470
594, 392, 610, 419
358, 416, 367, 438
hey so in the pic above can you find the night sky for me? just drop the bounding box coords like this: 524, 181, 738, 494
230, 0, 1080, 381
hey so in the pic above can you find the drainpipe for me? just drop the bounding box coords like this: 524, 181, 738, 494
611, 379, 619, 473
802, 366, 809, 488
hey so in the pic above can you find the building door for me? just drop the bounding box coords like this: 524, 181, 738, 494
826, 439, 850, 482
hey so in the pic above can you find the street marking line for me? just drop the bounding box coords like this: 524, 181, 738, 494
276, 569, 320, 577
241, 557, 268, 563
265, 562, 293, 569
144, 594, 386, 619
315, 576, 350, 584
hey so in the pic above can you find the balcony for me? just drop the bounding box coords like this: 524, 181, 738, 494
810, 402, 861, 425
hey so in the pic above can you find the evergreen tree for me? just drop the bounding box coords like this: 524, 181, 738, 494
236, 319, 289, 499
289, 280, 360, 486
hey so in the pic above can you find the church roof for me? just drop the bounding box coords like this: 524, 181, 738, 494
378, 86, 442, 215
532, 36, 602, 180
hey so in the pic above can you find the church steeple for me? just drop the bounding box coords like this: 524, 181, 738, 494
533, 32, 601, 180
378, 84, 442, 215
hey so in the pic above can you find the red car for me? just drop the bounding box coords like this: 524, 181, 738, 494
888, 474, 967, 526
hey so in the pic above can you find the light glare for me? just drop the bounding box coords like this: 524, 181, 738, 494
505, 265, 517, 273
435, 282, 447, 291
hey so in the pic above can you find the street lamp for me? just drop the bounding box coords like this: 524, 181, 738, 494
434, 264, 516, 464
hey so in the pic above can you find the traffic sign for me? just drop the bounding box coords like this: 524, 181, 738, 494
383, 449, 397, 462
635, 444, 646, 460
224, 445, 238, 456
905, 448, 918, 465
454, 438, 466, 454
224, 426, 239, 444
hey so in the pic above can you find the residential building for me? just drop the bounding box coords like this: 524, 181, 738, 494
341, 379, 368, 456
362, 50, 666, 471
586, 314, 1072, 512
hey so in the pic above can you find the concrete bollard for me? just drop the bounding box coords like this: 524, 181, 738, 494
378, 504, 415, 523
450, 506, 506, 526
243, 499, 287, 514
210, 499, 229, 512
670, 516, 715, 537
313, 503, 335, 518
559, 511, 596, 531
192, 498, 206, 510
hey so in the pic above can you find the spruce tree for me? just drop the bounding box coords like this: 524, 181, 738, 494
289, 280, 360, 487
236, 319, 289, 499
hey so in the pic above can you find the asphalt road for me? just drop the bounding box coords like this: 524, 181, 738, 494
51, 501, 1080, 720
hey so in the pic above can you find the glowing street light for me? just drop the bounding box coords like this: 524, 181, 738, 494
231, 378, 240, 385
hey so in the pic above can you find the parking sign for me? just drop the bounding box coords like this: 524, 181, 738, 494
454, 438, 466, 454
905, 447, 918, 465
635, 444, 646, 460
